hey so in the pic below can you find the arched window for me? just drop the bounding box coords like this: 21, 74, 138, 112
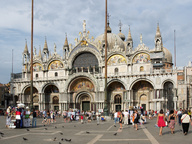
55, 72, 58, 77
140, 66, 144, 72
114, 95, 121, 104
36, 74, 38, 78
114, 68, 118, 75
53, 96, 59, 104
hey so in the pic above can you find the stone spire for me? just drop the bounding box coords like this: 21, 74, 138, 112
38, 45, 42, 58
64, 34, 69, 48
127, 26, 132, 41
24, 39, 29, 54
155, 23, 161, 38
155, 23, 163, 51
43, 37, 48, 51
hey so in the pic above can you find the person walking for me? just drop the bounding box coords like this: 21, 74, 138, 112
133, 110, 140, 130
42, 109, 47, 124
119, 111, 123, 129
46, 110, 51, 125
156, 109, 166, 136
32, 109, 37, 128
114, 111, 118, 125
177, 108, 182, 125
96, 110, 101, 125
123, 110, 129, 126
181, 110, 192, 135
168, 110, 177, 134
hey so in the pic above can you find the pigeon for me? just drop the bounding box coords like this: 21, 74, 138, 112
65, 138, 71, 142
97, 124, 99, 125
23, 137, 28, 141
114, 133, 117, 136
61, 138, 64, 141
74, 125, 76, 127
114, 125, 116, 127
45, 128, 47, 130
53, 137, 57, 141
59, 142, 62, 144
86, 131, 90, 134
26, 129, 30, 131
60, 132, 63, 135
0, 132, 4, 135
55, 126, 57, 129
62, 126, 64, 128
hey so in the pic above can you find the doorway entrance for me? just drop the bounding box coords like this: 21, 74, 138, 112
82, 101, 90, 111
142, 104, 146, 111
115, 105, 121, 112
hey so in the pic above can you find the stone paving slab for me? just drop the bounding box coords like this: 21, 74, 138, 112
0, 116, 192, 144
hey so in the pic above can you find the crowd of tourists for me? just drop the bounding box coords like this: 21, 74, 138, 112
111, 107, 192, 136
4, 104, 192, 137
157, 108, 192, 136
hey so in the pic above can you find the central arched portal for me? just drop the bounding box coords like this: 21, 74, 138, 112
76, 93, 91, 112
132, 81, 153, 110
108, 81, 125, 112
69, 77, 95, 111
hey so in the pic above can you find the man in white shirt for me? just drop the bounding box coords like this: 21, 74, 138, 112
123, 110, 129, 125
114, 111, 118, 125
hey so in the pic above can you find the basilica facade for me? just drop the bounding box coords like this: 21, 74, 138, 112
10, 21, 177, 112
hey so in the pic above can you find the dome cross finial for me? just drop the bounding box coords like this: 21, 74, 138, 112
118, 20, 122, 32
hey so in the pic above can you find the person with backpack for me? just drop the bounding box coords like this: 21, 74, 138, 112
134, 110, 140, 130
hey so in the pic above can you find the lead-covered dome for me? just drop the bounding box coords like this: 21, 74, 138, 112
94, 33, 125, 51
163, 47, 172, 64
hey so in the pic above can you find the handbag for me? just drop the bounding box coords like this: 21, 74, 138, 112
181, 114, 187, 123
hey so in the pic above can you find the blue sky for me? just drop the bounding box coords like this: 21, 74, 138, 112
0, 0, 192, 84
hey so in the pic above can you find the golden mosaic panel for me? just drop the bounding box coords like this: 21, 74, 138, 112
33, 63, 43, 72
107, 55, 126, 65
48, 60, 64, 70
70, 78, 94, 92
132, 53, 150, 64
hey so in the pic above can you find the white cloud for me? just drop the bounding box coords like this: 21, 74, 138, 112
0, 0, 192, 83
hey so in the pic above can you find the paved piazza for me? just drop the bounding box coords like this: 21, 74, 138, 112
0, 116, 192, 144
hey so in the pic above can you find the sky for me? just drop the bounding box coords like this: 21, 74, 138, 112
0, 0, 192, 84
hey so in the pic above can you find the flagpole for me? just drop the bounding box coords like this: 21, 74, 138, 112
30, 0, 34, 110
104, 0, 108, 116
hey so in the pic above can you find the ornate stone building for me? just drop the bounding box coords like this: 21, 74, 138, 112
10, 21, 177, 112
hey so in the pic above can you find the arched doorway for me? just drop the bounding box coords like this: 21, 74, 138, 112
164, 82, 174, 110
108, 81, 125, 112
52, 96, 59, 111
140, 95, 147, 111
76, 93, 91, 112
114, 94, 122, 112
24, 87, 38, 108
132, 81, 153, 110
44, 85, 59, 111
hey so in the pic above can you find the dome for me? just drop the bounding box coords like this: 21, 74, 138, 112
118, 32, 125, 41
94, 33, 125, 51
163, 47, 172, 64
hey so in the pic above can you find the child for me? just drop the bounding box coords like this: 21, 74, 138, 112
81, 115, 84, 124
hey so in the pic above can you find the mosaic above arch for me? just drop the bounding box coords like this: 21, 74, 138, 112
70, 78, 94, 92
48, 60, 64, 70
107, 54, 126, 65
108, 82, 125, 91
132, 53, 150, 64
33, 63, 43, 72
